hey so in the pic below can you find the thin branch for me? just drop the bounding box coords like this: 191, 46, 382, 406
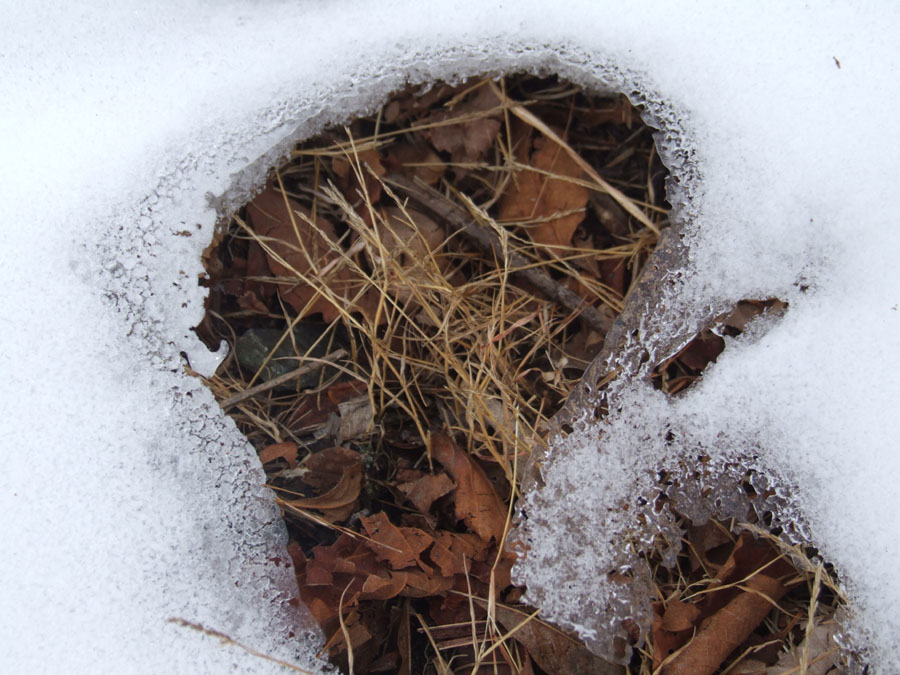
385, 175, 614, 335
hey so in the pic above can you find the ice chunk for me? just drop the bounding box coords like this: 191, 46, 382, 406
187, 339, 229, 378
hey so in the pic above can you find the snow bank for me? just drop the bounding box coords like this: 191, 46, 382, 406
1, 1, 898, 672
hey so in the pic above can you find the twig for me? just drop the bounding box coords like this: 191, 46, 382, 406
219, 349, 347, 409
385, 175, 614, 335
168, 618, 316, 674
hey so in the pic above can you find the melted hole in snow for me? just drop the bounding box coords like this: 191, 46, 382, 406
193, 72, 674, 672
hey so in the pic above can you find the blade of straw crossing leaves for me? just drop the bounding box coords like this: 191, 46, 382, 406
498, 131, 590, 249
359, 512, 434, 571
488, 80, 660, 235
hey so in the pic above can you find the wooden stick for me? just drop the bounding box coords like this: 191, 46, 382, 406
219, 349, 347, 409
385, 175, 614, 335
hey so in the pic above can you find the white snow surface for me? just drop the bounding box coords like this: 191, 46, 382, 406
1, 0, 899, 672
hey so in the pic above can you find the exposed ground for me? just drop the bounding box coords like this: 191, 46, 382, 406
195, 74, 846, 674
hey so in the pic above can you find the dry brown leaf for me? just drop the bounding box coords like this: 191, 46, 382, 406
246, 186, 372, 321
661, 598, 702, 632
299, 447, 363, 491
430, 431, 508, 543
498, 131, 589, 250
258, 441, 298, 467
282, 461, 362, 522
360, 512, 434, 571
397, 472, 456, 515
422, 85, 501, 164
493, 604, 623, 675
429, 531, 486, 577
399, 569, 455, 597
661, 574, 788, 675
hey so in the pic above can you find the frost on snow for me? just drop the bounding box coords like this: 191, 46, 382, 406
2, 1, 900, 673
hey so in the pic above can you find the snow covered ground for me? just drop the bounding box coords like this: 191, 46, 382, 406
2, 1, 899, 672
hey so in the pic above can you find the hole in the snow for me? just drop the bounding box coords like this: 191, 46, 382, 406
194, 71, 670, 672
191, 73, 853, 673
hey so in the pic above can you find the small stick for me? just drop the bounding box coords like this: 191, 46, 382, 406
386, 175, 613, 335
219, 349, 347, 409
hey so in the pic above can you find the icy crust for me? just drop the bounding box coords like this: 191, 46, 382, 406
509, 335, 824, 666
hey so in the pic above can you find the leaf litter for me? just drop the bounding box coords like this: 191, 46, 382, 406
195, 74, 846, 674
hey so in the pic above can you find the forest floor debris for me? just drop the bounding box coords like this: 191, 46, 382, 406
195, 74, 845, 674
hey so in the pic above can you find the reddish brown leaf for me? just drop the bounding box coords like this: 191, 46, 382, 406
429, 531, 486, 577
382, 141, 445, 185
430, 432, 508, 543
236, 288, 270, 314
397, 472, 455, 515
498, 132, 589, 250
661, 598, 702, 632
360, 512, 434, 570
661, 574, 788, 675
258, 441, 298, 467
299, 447, 363, 491
399, 569, 455, 597
360, 572, 407, 601
422, 85, 502, 164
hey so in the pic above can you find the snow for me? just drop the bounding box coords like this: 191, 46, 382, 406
1, 0, 898, 672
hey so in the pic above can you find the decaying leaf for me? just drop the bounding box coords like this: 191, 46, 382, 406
421, 85, 502, 164
333, 147, 386, 204
337, 395, 374, 443
360, 512, 433, 571
280, 460, 362, 523
498, 131, 590, 250
661, 574, 789, 675
382, 141, 445, 185
258, 441, 298, 467
430, 431, 508, 543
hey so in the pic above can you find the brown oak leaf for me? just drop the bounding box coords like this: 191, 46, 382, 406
498, 131, 589, 250
430, 432, 508, 543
